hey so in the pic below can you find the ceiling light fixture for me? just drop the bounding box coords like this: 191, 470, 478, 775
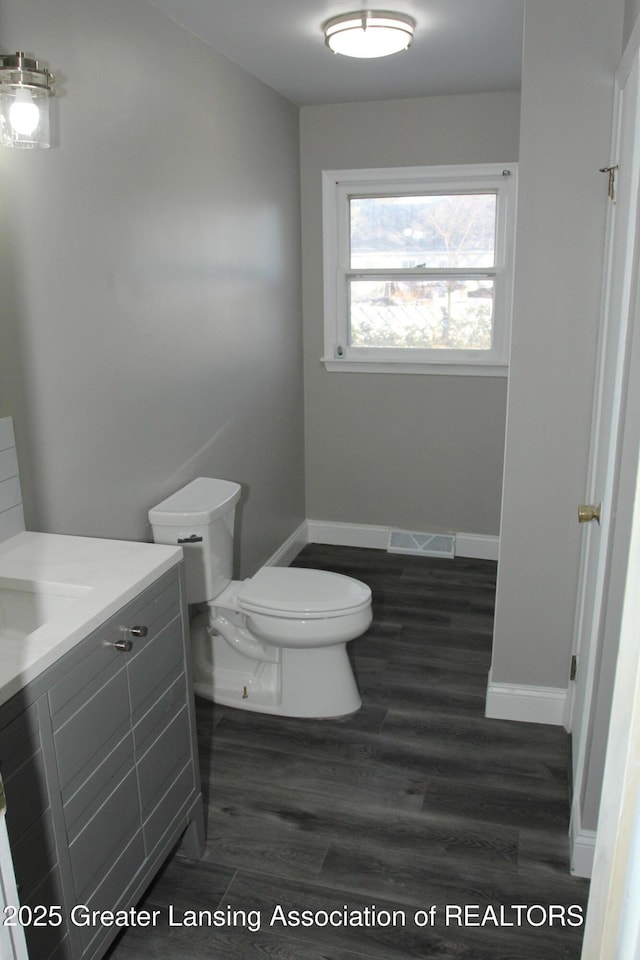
0, 52, 55, 149
324, 10, 415, 59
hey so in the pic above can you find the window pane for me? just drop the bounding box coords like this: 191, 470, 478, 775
348, 278, 494, 350
350, 194, 497, 269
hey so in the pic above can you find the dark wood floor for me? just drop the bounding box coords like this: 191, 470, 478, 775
107, 544, 589, 960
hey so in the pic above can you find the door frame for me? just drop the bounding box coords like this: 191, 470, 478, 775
567, 39, 640, 877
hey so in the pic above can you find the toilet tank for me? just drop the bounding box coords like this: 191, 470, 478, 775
148, 478, 241, 605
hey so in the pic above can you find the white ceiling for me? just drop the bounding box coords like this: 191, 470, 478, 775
145, 0, 524, 106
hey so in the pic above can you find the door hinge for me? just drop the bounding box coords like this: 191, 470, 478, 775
570, 655, 578, 682
599, 164, 619, 202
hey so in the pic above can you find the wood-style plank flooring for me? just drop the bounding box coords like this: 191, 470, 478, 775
107, 544, 589, 960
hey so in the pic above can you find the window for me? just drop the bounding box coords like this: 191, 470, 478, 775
321, 163, 518, 375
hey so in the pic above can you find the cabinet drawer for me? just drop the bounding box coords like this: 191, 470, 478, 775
69, 767, 141, 901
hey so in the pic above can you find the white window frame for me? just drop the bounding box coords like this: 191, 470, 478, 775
321, 163, 518, 376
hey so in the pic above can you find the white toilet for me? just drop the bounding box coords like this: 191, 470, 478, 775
148, 478, 372, 718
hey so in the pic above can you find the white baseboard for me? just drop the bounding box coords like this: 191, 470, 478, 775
264, 521, 308, 567
485, 668, 567, 726
306, 520, 389, 550
306, 520, 499, 561
570, 798, 596, 878
455, 532, 500, 561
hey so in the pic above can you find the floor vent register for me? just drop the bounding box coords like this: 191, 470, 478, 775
387, 529, 456, 558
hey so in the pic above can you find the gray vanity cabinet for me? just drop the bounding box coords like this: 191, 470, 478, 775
0, 699, 66, 960
0, 564, 204, 960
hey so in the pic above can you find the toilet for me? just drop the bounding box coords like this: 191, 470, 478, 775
148, 478, 372, 718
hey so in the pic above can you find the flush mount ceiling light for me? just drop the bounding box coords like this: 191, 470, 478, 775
0, 51, 55, 149
324, 10, 415, 59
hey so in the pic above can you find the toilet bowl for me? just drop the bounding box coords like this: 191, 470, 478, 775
149, 478, 372, 718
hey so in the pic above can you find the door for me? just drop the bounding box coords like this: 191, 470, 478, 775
568, 49, 640, 874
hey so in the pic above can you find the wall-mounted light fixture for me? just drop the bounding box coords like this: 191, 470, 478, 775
0, 52, 54, 149
324, 10, 415, 59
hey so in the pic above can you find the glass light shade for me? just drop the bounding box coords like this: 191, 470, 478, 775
324, 11, 415, 59
9, 88, 40, 136
0, 87, 51, 148
0, 53, 54, 149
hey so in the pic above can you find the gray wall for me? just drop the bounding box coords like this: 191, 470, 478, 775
0, 0, 305, 575
300, 93, 521, 536
625, 0, 640, 44
490, 0, 623, 689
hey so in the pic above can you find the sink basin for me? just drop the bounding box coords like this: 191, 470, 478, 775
0, 578, 91, 642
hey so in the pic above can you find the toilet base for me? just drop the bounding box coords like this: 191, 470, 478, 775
191, 618, 362, 718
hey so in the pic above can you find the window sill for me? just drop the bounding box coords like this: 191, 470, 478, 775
321, 358, 509, 377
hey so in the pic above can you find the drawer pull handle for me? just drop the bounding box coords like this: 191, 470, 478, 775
114, 639, 133, 653
129, 625, 149, 638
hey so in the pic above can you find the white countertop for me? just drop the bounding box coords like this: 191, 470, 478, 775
0, 532, 183, 707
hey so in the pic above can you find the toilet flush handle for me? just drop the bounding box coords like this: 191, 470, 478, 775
177, 534, 203, 544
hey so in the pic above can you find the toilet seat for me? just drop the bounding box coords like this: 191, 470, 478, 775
238, 567, 371, 620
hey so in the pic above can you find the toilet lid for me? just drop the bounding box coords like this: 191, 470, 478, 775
238, 567, 372, 619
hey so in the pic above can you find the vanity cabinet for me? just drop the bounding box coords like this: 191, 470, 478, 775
0, 564, 204, 960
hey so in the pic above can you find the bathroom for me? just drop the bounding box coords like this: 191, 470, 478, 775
1, 0, 640, 956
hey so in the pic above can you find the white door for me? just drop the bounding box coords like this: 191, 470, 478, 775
568, 49, 640, 874
580, 132, 640, 958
